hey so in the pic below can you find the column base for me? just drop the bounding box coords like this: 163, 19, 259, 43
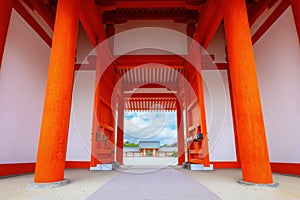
90, 162, 120, 171
182, 162, 214, 171
238, 179, 279, 188
27, 179, 69, 190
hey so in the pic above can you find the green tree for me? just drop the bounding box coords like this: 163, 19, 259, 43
124, 142, 139, 147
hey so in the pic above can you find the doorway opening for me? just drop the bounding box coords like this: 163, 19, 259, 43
123, 111, 179, 167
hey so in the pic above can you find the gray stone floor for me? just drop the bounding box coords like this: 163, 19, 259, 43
1, 158, 299, 200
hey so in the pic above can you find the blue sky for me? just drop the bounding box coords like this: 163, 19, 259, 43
124, 111, 177, 146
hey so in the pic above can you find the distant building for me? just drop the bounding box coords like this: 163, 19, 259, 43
124, 141, 178, 157
139, 141, 160, 157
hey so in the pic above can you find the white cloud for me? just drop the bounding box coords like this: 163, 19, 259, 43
124, 111, 177, 144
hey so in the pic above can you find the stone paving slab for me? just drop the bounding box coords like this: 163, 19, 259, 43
88, 167, 221, 200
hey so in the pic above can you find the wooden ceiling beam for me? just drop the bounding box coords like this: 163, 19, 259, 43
97, 0, 205, 9
194, 0, 222, 48
74, 62, 227, 71
79, 0, 107, 46
115, 1, 186, 8
123, 93, 178, 98
248, 0, 270, 27
252, 0, 291, 45
30, 0, 55, 30
116, 55, 185, 67
122, 83, 179, 91
200, 5, 222, 48
13, 0, 52, 47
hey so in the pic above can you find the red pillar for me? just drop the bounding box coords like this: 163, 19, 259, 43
292, 0, 300, 44
90, 54, 102, 167
222, 0, 273, 184
116, 98, 124, 164
192, 33, 210, 167
34, 0, 81, 183
177, 100, 185, 165
0, 0, 13, 69
196, 71, 210, 167
152, 149, 156, 157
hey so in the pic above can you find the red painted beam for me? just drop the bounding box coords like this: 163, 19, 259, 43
201, 5, 223, 49
292, 0, 300, 44
65, 161, 90, 169
252, 0, 291, 45
116, 1, 185, 8
211, 161, 240, 169
1, 161, 298, 176
30, 0, 55, 30
195, 0, 220, 45
0, 161, 91, 177
248, 0, 270, 27
270, 162, 300, 176
196, 0, 215, 40
202, 63, 229, 70
0, 163, 35, 177
122, 83, 179, 91
75, 64, 95, 70
79, 0, 107, 46
75, 57, 225, 71
123, 93, 177, 98
0, 0, 13, 69
117, 55, 214, 67
21, 0, 55, 30
13, 0, 52, 47
117, 55, 185, 67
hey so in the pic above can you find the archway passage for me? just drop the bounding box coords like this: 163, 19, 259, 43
90, 54, 209, 168
29, 0, 275, 186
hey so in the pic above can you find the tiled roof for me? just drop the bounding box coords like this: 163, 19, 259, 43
124, 147, 140, 152
158, 147, 177, 152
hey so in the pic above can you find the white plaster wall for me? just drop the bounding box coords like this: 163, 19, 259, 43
0, 10, 95, 163
66, 71, 95, 161
75, 25, 94, 64
206, 24, 227, 63
203, 70, 237, 161
114, 20, 188, 55
254, 7, 300, 163
0, 10, 50, 163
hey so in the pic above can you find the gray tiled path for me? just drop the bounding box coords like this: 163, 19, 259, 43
88, 167, 221, 200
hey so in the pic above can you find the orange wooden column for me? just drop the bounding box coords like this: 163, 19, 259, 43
222, 0, 273, 184
292, 0, 300, 44
177, 100, 185, 165
152, 149, 156, 157
116, 98, 124, 164
0, 0, 13, 69
90, 54, 103, 167
196, 69, 210, 167
34, 0, 81, 183
192, 33, 210, 167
